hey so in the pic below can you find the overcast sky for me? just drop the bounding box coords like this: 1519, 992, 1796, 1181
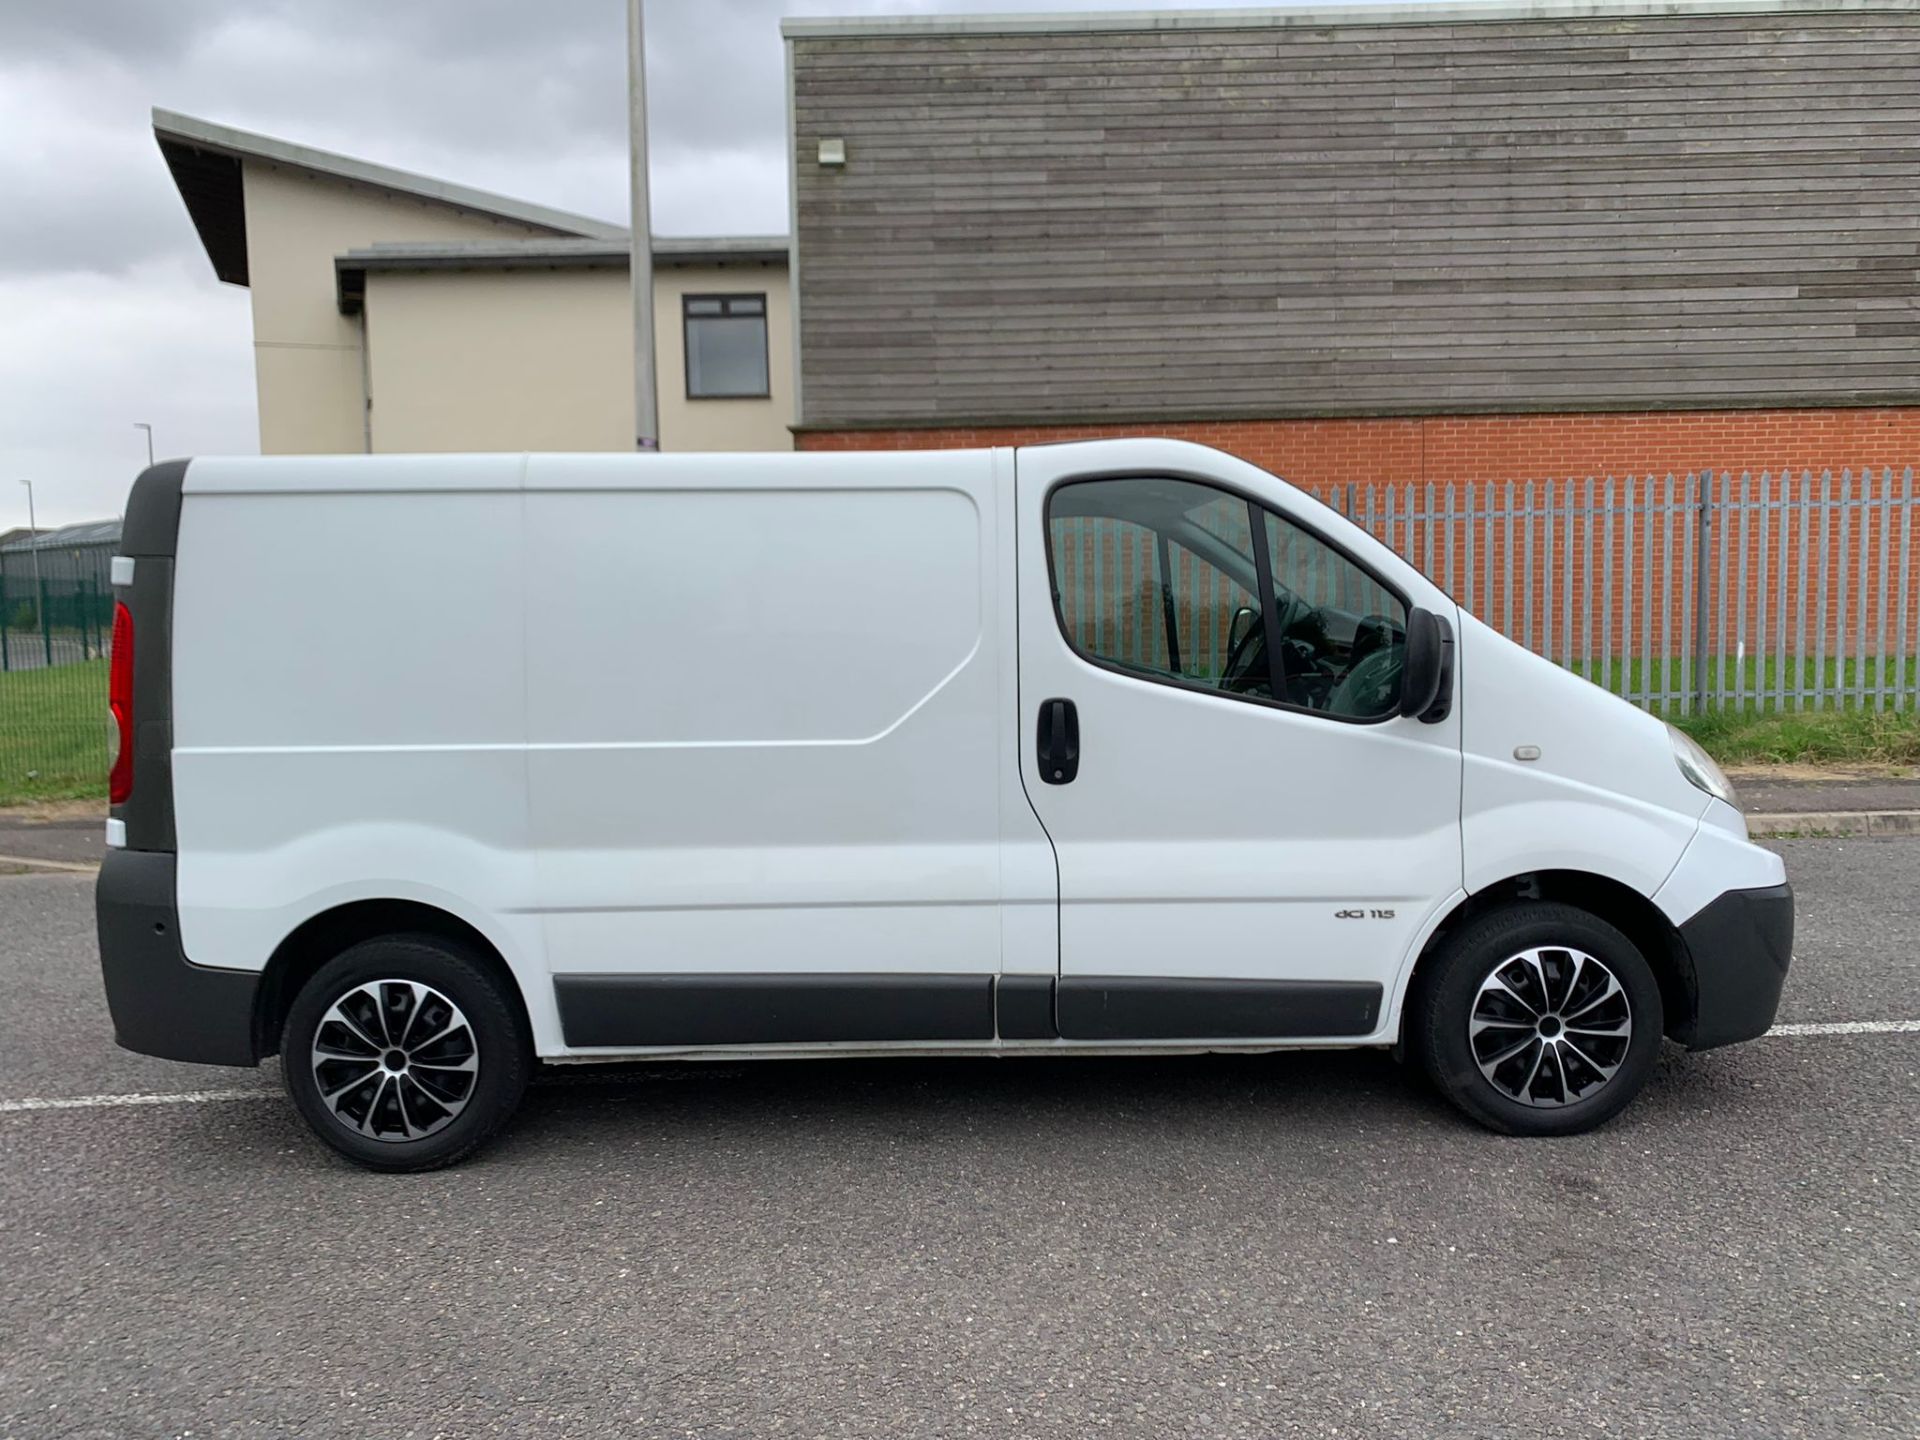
0, 0, 1423, 529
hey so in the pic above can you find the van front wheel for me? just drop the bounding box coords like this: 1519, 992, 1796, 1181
282, 937, 531, 1171
1413, 903, 1664, 1137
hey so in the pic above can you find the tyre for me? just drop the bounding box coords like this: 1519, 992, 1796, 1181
1412, 902, 1663, 1137
282, 936, 531, 1171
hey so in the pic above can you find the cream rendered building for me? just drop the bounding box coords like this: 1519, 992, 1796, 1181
155, 109, 793, 454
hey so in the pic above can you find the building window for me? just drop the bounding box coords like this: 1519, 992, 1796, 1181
683, 294, 769, 399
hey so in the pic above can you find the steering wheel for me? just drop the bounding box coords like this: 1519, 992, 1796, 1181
1349, 613, 1397, 667
1326, 644, 1406, 718
1220, 586, 1317, 696
1220, 614, 1267, 693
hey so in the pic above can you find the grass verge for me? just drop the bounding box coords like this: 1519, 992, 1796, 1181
1674, 706, 1920, 768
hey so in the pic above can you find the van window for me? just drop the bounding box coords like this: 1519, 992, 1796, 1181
1049, 478, 1261, 686
1047, 477, 1406, 721
1261, 511, 1407, 720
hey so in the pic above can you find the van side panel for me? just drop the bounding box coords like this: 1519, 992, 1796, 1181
990, 448, 1060, 990
1456, 613, 1707, 904
522, 453, 1011, 1046
168, 457, 552, 1044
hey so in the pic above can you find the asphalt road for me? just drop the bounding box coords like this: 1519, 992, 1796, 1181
0, 841, 1914, 1439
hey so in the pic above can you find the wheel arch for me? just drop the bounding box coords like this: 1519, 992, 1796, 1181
1404, 870, 1694, 1044
252, 899, 530, 1060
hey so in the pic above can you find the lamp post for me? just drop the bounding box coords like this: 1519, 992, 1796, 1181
627, 0, 658, 452
18, 479, 49, 666
134, 422, 154, 467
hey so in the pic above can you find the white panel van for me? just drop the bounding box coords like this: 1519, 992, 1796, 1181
97, 442, 1791, 1170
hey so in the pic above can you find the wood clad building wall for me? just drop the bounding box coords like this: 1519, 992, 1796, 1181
787, 6, 1920, 430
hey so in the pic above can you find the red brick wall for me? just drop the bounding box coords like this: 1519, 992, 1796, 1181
794, 407, 1920, 490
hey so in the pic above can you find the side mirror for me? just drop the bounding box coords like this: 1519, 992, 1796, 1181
1398, 607, 1455, 723
1227, 605, 1258, 654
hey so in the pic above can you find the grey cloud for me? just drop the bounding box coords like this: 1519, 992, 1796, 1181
0, 0, 209, 63
0, 63, 193, 276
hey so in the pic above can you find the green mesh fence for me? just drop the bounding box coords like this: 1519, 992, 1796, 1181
0, 541, 116, 802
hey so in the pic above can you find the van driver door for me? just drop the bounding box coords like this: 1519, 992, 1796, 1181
1013, 445, 1464, 1042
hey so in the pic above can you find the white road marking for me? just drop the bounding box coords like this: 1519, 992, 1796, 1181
0, 1019, 1913, 1116
1764, 1019, 1920, 1037
0, 1087, 274, 1114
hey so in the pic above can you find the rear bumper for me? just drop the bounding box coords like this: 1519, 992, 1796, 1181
1678, 882, 1794, 1051
96, 849, 260, 1067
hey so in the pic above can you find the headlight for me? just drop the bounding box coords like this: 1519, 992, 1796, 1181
1669, 724, 1737, 807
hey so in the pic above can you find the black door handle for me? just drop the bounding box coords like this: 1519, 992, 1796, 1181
1036, 697, 1079, 785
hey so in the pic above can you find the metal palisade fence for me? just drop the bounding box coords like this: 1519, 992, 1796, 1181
1336, 468, 1919, 717
0, 527, 118, 801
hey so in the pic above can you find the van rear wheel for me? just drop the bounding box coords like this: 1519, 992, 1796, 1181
1413, 902, 1663, 1137
282, 937, 530, 1171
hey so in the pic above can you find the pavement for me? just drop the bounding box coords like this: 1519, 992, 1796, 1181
0, 838, 1915, 1437
1736, 775, 1920, 813
1734, 774, 1920, 838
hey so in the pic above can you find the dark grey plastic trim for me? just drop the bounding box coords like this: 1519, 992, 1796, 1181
1057, 977, 1383, 1040
95, 850, 259, 1067
120, 459, 188, 558
553, 973, 996, 1047
1677, 882, 1793, 1051
112, 461, 187, 852
994, 974, 1057, 1039
1421, 614, 1456, 724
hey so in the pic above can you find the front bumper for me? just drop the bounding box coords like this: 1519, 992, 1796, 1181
1677, 881, 1794, 1051
96, 849, 260, 1067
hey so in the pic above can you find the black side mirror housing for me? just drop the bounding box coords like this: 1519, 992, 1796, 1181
1398, 606, 1455, 723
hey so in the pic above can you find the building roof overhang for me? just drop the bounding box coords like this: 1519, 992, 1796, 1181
331, 236, 789, 314
153, 108, 629, 286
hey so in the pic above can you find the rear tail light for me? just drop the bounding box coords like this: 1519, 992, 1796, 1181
109, 601, 134, 805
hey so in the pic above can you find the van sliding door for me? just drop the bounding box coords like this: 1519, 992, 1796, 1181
522, 450, 1054, 1051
